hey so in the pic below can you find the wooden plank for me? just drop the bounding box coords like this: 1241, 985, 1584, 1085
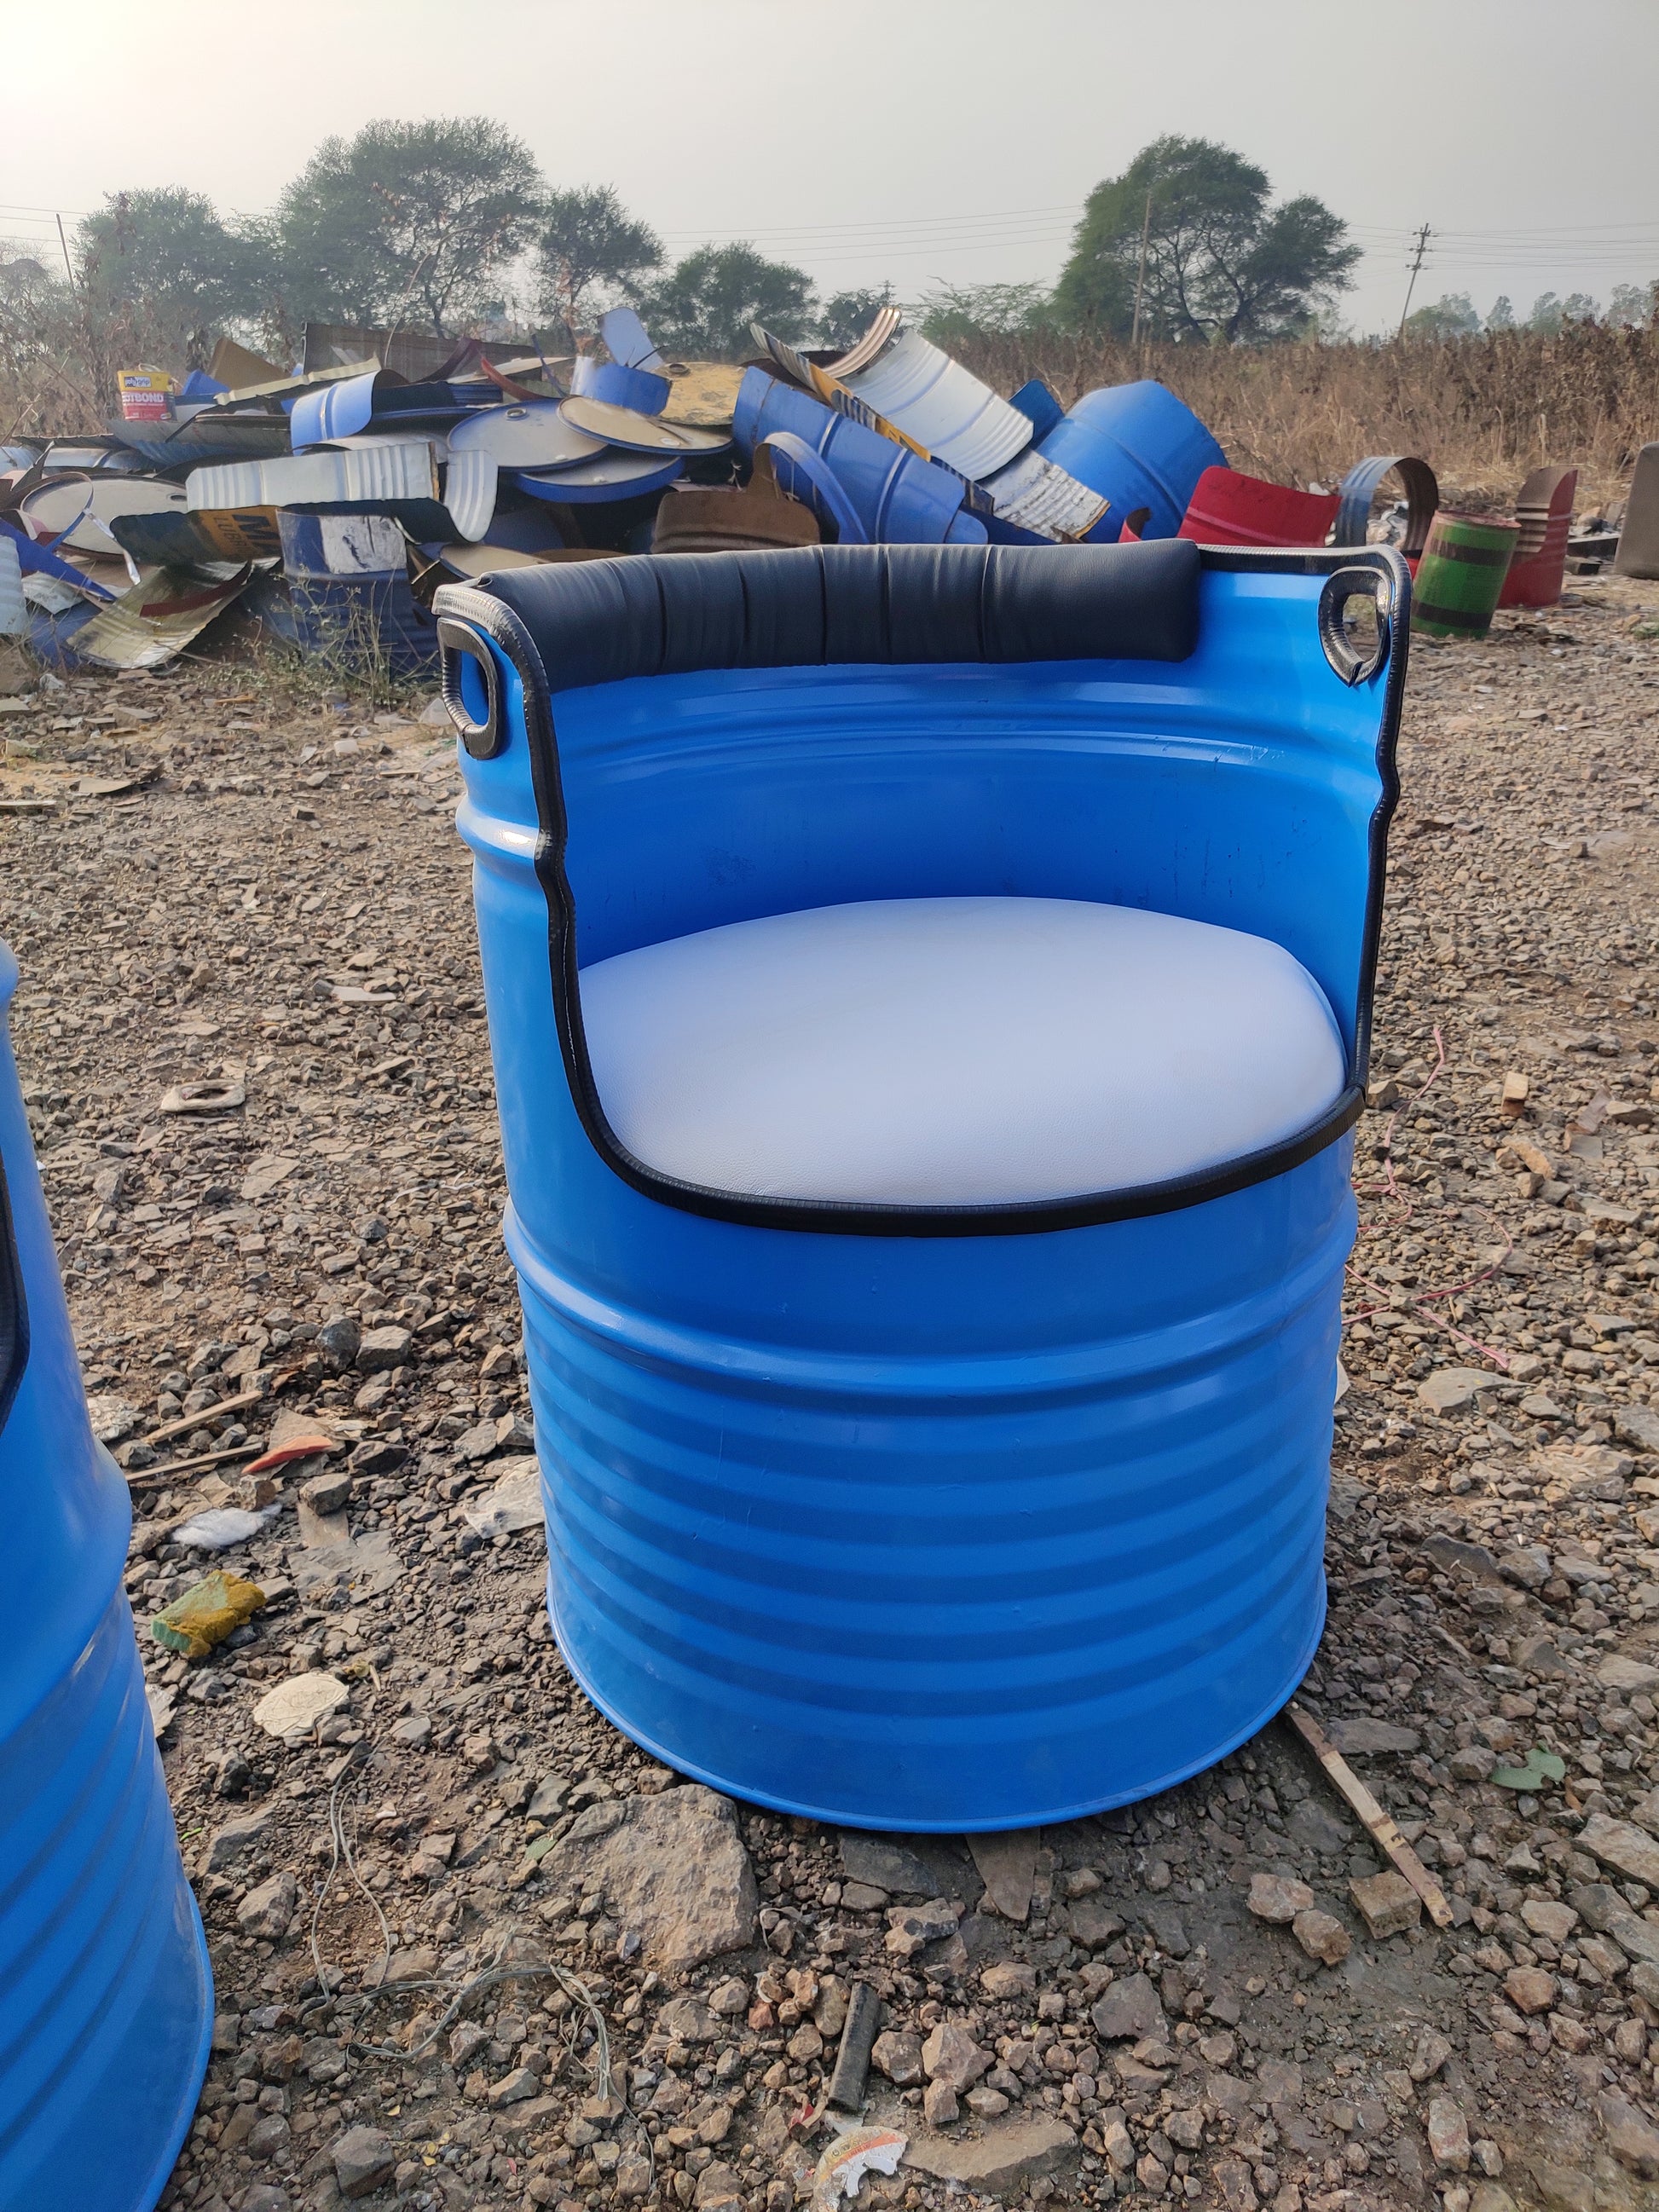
1284, 1701, 1454, 1929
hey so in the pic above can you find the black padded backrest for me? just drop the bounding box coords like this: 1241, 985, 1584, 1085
476, 539, 1201, 696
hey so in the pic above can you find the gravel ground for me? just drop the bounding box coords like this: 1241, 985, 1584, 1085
7, 572, 1659, 2212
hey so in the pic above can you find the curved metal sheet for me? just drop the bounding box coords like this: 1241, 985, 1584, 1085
753, 307, 903, 386
443, 402, 604, 471
441, 450, 500, 543
558, 397, 731, 457
0, 940, 211, 2198
760, 432, 868, 543
442, 545, 1405, 1826
1332, 454, 1439, 557
513, 451, 685, 504
839, 327, 1032, 482
569, 356, 671, 415
290, 367, 379, 451
600, 307, 665, 372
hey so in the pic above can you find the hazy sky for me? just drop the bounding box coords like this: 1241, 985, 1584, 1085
6, 0, 1658, 333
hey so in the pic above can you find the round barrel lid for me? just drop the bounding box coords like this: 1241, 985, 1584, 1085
447, 402, 606, 470
20, 474, 188, 553
558, 397, 731, 456
514, 451, 685, 505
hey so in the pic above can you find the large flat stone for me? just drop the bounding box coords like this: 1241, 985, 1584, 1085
903, 2116, 1078, 2198
1418, 1366, 1500, 1415
839, 1834, 942, 1897
461, 1455, 543, 1537
535, 1784, 757, 1970
968, 1832, 1038, 1922
1323, 1718, 1423, 1758
1579, 1812, 1659, 1891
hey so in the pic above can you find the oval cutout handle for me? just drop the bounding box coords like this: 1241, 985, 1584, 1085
1318, 563, 1393, 686
437, 615, 505, 759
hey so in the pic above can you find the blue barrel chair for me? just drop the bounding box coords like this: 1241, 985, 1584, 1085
436, 540, 1406, 1831
0, 943, 211, 2206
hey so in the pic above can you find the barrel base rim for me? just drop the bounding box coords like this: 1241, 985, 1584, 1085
545, 1573, 1327, 1834
121, 1884, 212, 2212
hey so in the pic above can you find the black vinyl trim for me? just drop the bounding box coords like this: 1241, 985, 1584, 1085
440, 543, 1407, 1238
0, 1158, 30, 1435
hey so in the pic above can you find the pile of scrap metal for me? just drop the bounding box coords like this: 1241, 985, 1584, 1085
0, 315, 746, 678
9, 303, 1576, 679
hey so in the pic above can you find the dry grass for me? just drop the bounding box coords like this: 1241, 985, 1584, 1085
9, 322, 1657, 516
953, 325, 1659, 510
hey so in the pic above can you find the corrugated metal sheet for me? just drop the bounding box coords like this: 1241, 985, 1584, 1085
0, 534, 25, 637
839, 327, 1032, 482
66, 567, 255, 671
978, 448, 1109, 543
186, 440, 495, 543
188, 443, 440, 516
442, 452, 500, 544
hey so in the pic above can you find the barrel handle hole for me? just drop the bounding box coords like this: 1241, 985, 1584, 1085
1318, 567, 1391, 686
437, 617, 505, 759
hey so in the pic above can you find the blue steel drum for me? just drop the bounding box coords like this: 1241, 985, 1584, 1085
733, 369, 984, 546
277, 509, 439, 679
1038, 379, 1228, 541
436, 541, 1406, 1831
0, 943, 211, 2203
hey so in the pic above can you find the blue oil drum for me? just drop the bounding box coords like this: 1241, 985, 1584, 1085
436, 540, 1406, 1831
733, 368, 986, 545
0, 944, 211, 2202
277, 510, 439, 679
1038, 379, 1227, 541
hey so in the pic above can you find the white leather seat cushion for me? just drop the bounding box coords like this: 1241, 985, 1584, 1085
578, 896, 1346, 1205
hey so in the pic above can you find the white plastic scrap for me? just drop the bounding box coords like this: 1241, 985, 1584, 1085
171, 1505, 279, 1551
812, 2127, 907, 2212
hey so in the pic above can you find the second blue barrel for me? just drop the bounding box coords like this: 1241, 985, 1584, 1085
0, 941, 212, 2207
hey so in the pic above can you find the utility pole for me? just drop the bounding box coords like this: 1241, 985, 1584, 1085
1397, 223, 1432, 339
1130, 186, 1154, 345
55, 212, 74, 286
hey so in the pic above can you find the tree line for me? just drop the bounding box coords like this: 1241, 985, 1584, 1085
3, 119, 1650, 409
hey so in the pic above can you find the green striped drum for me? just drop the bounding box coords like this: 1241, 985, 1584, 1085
1412, 513, 1520, 638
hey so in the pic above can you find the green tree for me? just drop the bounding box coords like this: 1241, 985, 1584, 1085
1485, 295, 1516, 332
1525, 292, 1598, 333
917, 281, 1054, 348
274, 117, 543, 336
638, 244, 815, 359
1054, 136, 1358, 344
1608, 280, 1659, 329
75, 188, 275, 357
535, 185, 662, 340
819, 286, 893, 351
1402, 291, 1480, 341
